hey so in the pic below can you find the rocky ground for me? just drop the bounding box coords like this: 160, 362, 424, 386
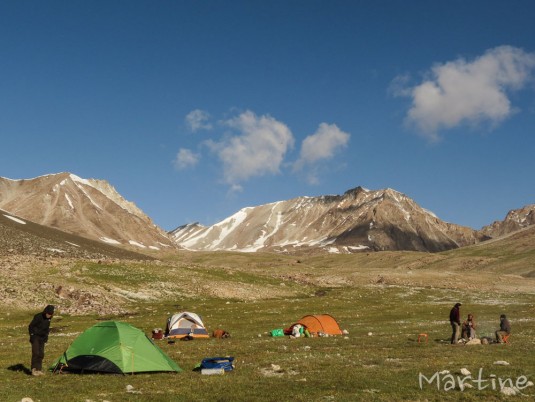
0, 215, 295, 315
2, 211, 534, 317
0, 214, 155, 315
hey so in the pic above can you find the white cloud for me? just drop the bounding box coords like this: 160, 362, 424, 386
185, 109, 212, 132
212, 110, 294, 185
399, 46, 535, 140
294, 123, 350, 171
173, 148, 200, 170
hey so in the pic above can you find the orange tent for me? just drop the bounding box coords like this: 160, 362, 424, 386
296, 314, 343, 336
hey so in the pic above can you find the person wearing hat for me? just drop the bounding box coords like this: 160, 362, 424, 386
28, 305, 55, 376
495, 314, 511, 343
449, 303, 462, 344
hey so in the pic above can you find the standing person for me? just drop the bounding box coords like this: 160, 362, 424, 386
495, 314, 511, 343
28, 305, 54, 376
449, 303, 462, 344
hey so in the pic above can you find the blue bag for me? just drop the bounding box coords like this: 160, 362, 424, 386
201, 356, 235, 371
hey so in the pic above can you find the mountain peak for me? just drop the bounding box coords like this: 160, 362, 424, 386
0, 173, 175, 251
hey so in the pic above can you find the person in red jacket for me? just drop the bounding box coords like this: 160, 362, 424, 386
28, 305, 54, 376
449, 303, 462, 344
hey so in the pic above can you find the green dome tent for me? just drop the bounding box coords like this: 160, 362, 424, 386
51, 321, 181, 374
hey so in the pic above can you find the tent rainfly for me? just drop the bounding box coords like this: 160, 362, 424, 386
51, 321, 182, 374
295, 314, 343, 336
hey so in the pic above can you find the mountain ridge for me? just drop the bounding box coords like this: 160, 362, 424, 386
170, 186, 486, 253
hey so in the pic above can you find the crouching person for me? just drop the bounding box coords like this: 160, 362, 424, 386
28, 305, 55, 376
495, 314, 511, 344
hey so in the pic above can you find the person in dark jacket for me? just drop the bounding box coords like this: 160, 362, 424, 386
28, 305, 54, 376
495, 314, 511, 343
449, 303, 462, 344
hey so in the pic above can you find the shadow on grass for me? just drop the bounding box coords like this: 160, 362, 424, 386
406, 337, 451, 344
8, 363, 32, 375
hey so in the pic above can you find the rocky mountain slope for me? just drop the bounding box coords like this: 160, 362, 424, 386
0, 209, 154, 260
171, 186, 485, 253
0, 209, 156, 315
479, 204, 535, 238
0, 173, 175, 251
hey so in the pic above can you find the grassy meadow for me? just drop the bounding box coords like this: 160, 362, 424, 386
1, 249, 534, 401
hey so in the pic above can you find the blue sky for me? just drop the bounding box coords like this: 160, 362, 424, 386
1, 1, 534, 230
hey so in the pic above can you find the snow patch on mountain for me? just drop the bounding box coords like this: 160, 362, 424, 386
65, 193, 74, 209
101, 237, 121, 245
4, 214, 26, 225
129, 240, 146, 248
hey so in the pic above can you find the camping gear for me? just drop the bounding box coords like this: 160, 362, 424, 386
417, 333, 428, 343
166, 312, 209, 339
200, 356, 235, 372
291, 324, 304, 337
270, 328, 284, 337
293, 314, 343, 336
51, 321, 182, 374
212, 329, 230, 338
152, 328, 164, 340
201, 368, 225, 375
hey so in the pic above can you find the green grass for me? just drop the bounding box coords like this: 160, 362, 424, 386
2, 280, 534, 402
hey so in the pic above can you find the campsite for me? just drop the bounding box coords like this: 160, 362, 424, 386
1, 247, 534, 401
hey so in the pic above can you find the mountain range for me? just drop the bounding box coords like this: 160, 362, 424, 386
1, 172, 534, 254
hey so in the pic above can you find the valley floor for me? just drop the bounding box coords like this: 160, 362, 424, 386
1, 250, 534, 401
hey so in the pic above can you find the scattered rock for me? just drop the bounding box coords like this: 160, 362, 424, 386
500, 387, 516, 396
465, 338, 481, 345
259, 364, 285, 377
460, 368, 471, 376
363, 389, 380, 394
125, 384, 141, 394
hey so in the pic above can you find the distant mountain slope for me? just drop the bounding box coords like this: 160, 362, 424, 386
0, 173, 175, 251
479, 204, 535, 238
0, 209, 154, 260
171, 187, 484, 253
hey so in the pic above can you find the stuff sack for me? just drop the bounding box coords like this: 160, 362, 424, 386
270, 328, 284, 337
201, 356, 235, 372
212, 329, 231, 338
152, 328, 164, 340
